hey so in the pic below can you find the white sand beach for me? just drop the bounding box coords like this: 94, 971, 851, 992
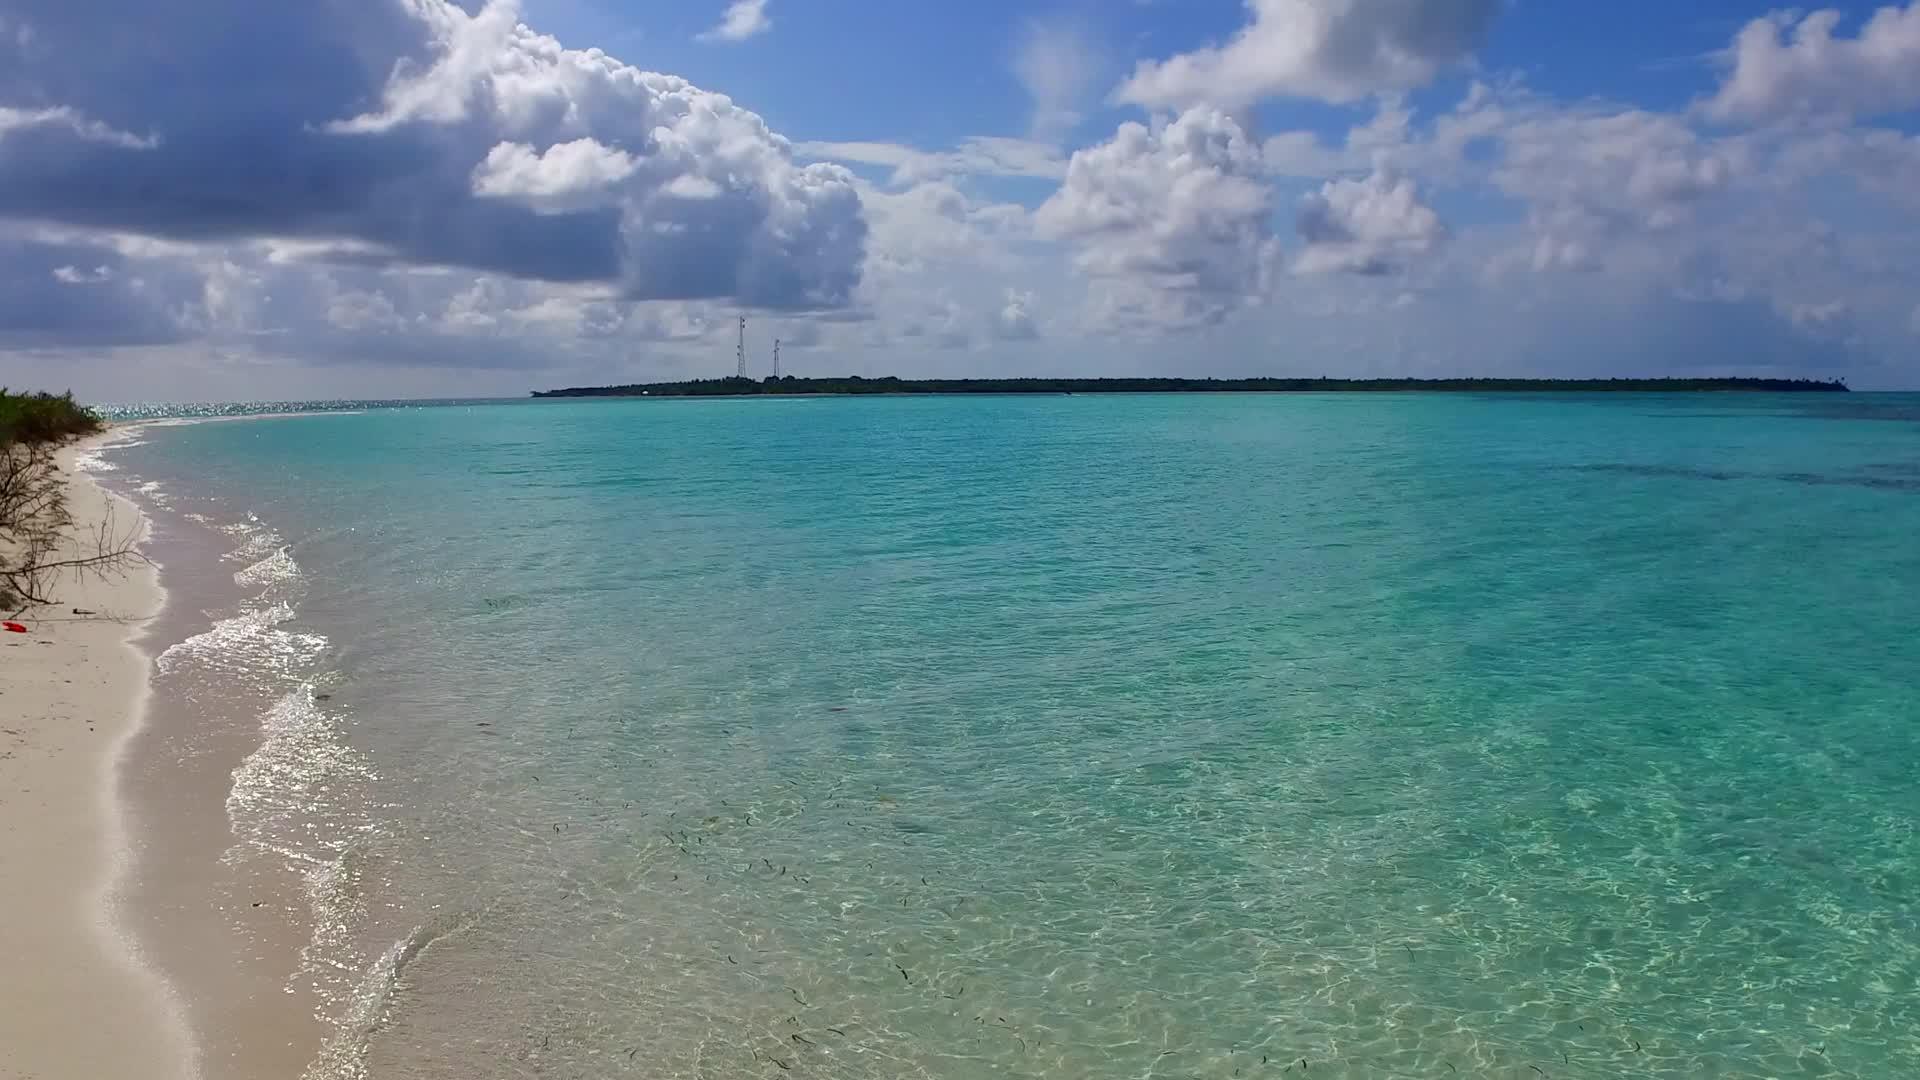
0, 437, 196, 1080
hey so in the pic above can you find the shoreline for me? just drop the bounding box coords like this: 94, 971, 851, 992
0, 432, 198, 1080
80, 421, 336, 1080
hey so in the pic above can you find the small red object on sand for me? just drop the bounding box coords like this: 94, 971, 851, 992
3, 622, 26, 633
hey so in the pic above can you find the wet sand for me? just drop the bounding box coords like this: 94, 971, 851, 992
111, 481, 332, 1080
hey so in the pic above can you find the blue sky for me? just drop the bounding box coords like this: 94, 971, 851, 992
523, 2, 1757, 145
1, 0, 1917, 398
532, 3, 1919, 148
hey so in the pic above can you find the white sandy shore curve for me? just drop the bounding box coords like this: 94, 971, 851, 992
0, 432, 198, 1080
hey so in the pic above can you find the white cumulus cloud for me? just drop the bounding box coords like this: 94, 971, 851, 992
1294, 167, 1444, 275
472, 139, 641, 210
1707, 3, 1920, 123
1117, 0, 1503, 109
0, 0, 866, 310
323, 0, 865, 307
1436, 89, 1744, 272
1035, 108, 1280, 328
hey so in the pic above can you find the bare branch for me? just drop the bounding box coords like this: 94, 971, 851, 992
1, 441, 146, 617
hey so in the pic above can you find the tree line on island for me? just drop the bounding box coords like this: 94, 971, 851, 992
535, 375, 1849, 398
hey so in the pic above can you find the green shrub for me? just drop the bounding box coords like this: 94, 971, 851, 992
0, 390, 105, 447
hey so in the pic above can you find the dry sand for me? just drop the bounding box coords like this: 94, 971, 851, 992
0, 436, 197, 1080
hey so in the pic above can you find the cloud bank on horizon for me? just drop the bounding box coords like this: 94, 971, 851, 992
0, 0, 1916, 397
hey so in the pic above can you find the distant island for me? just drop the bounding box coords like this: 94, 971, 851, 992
534, 376, 1848, 398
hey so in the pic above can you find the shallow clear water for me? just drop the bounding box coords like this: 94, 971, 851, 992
112, 394, 1920, 1079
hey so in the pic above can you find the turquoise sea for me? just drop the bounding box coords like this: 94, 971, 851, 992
101, 393, 1920, 1079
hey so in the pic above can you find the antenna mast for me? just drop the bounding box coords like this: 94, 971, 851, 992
773, 338, 781, 379
736, 316, 747, 379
